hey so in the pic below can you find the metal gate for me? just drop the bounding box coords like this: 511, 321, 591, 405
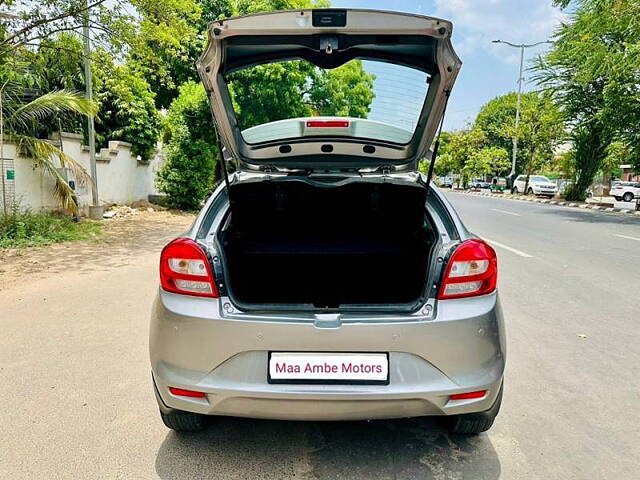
0, 157, 16, 214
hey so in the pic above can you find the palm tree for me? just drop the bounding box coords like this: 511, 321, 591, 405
1, 64, 97, 215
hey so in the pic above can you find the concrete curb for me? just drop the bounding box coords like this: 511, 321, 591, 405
449, 190, 640, 218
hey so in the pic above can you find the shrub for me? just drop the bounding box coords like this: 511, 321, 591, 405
156, 82, 218, 210
0, 211, 102, 248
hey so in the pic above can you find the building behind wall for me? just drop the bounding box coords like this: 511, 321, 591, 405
619, 165, 639, 182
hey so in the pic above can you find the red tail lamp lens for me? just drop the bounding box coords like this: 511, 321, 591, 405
169, 387, 206, 398
159, 238, 218, 298
450, 390, 487, 400
438, 239, 497, 300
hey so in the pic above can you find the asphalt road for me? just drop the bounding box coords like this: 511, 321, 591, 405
1, 200, 639, 479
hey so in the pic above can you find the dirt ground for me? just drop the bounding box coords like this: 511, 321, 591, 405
0, 210, 195, 292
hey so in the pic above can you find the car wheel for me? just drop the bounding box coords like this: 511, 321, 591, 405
614, 196, 622, 201
623, 192, 634, 202
512, 187, 519, 194
160, 409, 210, 432
446, 384, 503, 435
527, 187, 534, 195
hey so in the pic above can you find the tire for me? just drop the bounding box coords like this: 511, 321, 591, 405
447, 384, 503, 435
160, 410, 210, 432
527, 187, 534, 195
614, 196, 622, 201
512, 187, 519, 194
623, 192, 634, 202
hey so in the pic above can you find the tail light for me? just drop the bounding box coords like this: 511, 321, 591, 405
438, 239, 497, 300
450, 390, 487, 401
159, 238, 218, 297
306, 120, 350, 128
169, 387, 206, 398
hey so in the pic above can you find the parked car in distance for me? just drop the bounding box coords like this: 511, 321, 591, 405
513, 175, 557, 197
471, 180, 492, 189
149, 9, 505, 437
438, 177, 453, 188
610, 182, 640, 202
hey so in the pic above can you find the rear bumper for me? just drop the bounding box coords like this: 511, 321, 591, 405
152, 368, 504, 421
149, 291, 506, 421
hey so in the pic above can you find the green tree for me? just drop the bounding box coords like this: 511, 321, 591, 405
429, 152, 456, 178
94, 60, 161, 160
475, 92, 524, 168
221, 1, 373, 131
25, 34, 86, 136
198, 0, 235, 28
534, 0, 640, 200
475, 91, 565, 185
156, 82, 217, 210
602, 141, 631, 180
509, 93, 565, 192
448, 127, 486, 187
157, 0, 375, 208
228, 59, 375, 130
0, 60, 96, 214
26, 34, 161, 161
465, 147, 510, 180
309, 61, 375, 118
421, 127, 486, 187
227, 60, 317, 130
126, 0, 331, 108
128, 0, 204, 108
420, 131, 455, 178
0, 0, 129, 54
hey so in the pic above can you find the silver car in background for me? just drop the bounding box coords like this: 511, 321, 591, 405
150, 8, 505, 435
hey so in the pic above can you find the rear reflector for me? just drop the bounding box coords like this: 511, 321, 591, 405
438, 239, 497, 300
160, 238, 218, 298
306, 120, 349, 128
450, 390, 487, 400
169, 387, 206, 398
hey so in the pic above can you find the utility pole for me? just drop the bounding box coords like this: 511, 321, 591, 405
83, 0, 100, 214
492, 40, 552, 189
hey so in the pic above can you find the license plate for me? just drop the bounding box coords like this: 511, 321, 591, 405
268, 352, 389, 384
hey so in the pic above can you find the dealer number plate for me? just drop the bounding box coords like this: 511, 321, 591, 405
268, 352, 389, 384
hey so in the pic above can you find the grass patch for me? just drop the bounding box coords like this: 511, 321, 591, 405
0, 212, 103, 248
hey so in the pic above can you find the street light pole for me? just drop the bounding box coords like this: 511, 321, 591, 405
512, 45, 525, 182
492, 40, 552, 188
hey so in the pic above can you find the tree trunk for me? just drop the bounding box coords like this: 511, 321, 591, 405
523, 151, 535, 195
566, 125, 607, 202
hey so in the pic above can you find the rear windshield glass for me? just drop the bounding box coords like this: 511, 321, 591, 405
225, 59, 430, 145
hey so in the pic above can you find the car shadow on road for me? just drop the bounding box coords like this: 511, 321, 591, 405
155, 417, 501, 479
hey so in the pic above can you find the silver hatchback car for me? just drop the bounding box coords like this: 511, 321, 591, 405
150, 8, 505, 435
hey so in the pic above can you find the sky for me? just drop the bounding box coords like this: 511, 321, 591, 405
332, 0, 567, 131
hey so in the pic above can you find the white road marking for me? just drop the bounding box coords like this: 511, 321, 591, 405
482, 237, 534, 258
491, 208, 521, 217
614, 234, 640, 242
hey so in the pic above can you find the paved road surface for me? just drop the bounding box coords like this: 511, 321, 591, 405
0, 200, 638, 479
